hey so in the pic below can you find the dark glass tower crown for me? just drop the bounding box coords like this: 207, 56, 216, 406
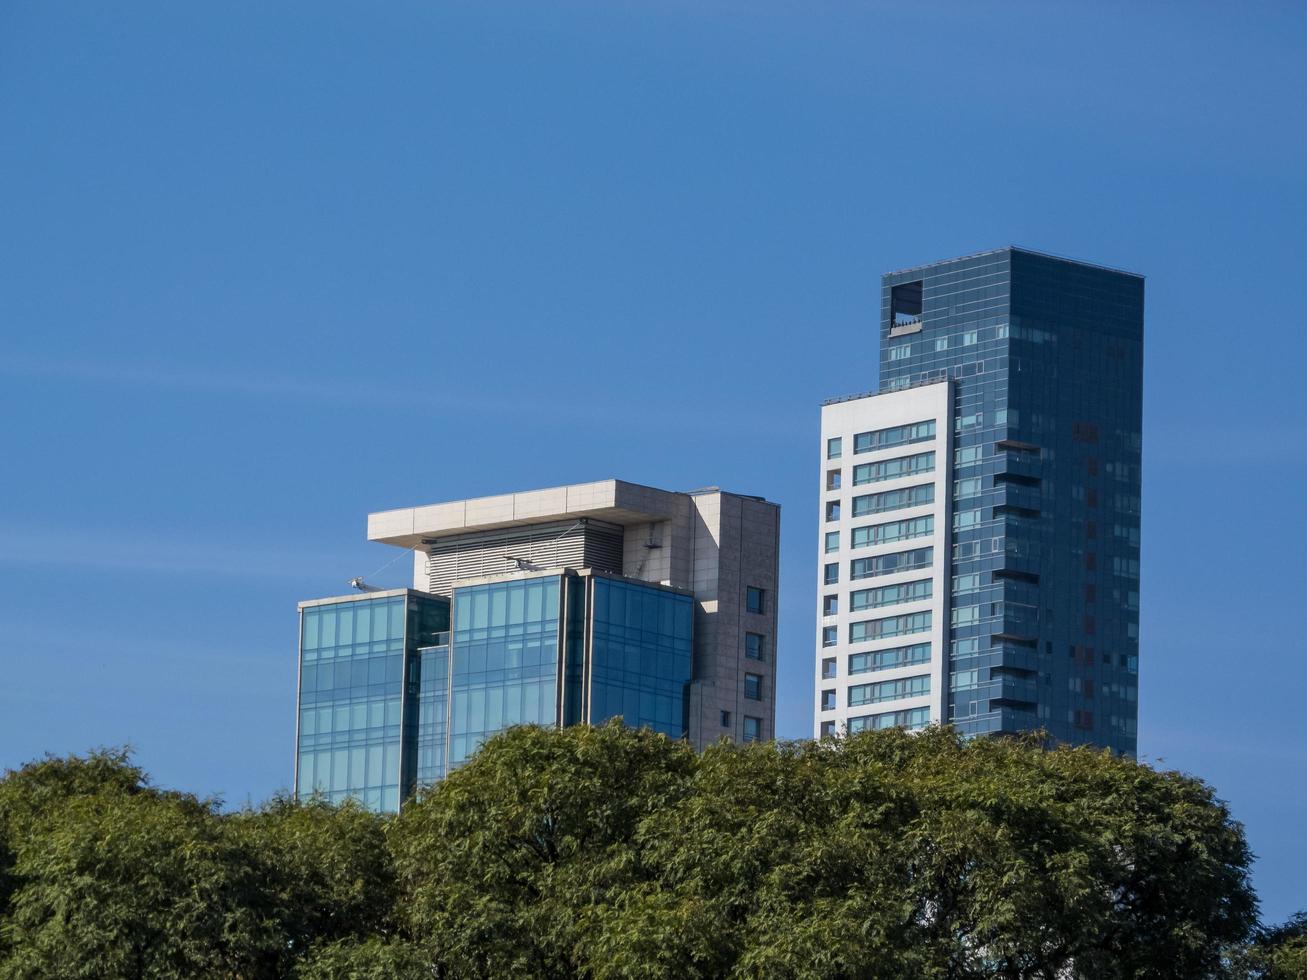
880, 247, 1143, 752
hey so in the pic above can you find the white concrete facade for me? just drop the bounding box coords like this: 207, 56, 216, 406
815, 381, 953, 737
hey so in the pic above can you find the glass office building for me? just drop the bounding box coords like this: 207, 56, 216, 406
816, 247, 1143, 754
298, 570, 695, 810
295, 590, 449, 811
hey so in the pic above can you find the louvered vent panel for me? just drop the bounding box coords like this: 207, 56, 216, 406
424, 519, 624, 595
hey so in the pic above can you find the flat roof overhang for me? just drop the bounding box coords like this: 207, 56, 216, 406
366, 479, 683, 550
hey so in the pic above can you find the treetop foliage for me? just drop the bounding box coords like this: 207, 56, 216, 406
0, 725, 1295, 979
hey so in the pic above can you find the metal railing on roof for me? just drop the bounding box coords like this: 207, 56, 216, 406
821, 372, 949, 407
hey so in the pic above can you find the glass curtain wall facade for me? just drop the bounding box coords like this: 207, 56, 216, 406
589, 577, 694, 738
296, 591, 449, 811
878, 247, 1143, 752
447, 576, 563, 770
301, 572, 695, 809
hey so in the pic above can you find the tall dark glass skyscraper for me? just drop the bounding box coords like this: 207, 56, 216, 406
815, 247, 1143, 753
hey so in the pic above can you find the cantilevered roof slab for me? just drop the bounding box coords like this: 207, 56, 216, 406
367, 479, 685, 549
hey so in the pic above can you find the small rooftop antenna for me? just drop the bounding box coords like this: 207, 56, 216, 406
348, 543, 421, 593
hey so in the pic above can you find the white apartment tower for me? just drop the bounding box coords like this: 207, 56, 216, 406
814, 381, 953, 736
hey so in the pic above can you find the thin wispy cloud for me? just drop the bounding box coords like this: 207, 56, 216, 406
0, 522, 352, 582
0, 351, 447, 412
0, 350, 815, 438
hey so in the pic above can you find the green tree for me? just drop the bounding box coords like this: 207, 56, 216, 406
616, 731, 926, 980
0, 729, 1267, 979
294, 936, 432, 979
1230, 913, 1307, 979
0, 786, 268, 979
230, 795, 396, 977
389, 721, 697, 978
0, 749, 150, 962
384, 724, 1258, 980
888, 728, 1256, 979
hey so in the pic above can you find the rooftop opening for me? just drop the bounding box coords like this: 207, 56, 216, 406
890, 280, 923, 334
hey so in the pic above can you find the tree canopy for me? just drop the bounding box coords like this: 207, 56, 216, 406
0, 726, 1291, 979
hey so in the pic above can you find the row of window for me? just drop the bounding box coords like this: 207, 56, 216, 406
852, 451, 935, 486
848, 610, 932, 644
887, 328, 988, 364
820, 642, 934, 683
851, 482, 934, 517
851, 641, 931, 674
853, 420, 935, 455
847, 706, 930, 733
826, 420, 935, 461
833, 489, 934, 523
849, 578, 932, 611
850, 546, 933, 581
847, 673, 930, 707
851, 515, 934, 550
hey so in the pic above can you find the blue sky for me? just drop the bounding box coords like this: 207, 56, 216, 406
2, 0, 1304, 921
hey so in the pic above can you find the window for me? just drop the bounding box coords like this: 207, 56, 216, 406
891, 280, 923, 325
851, 483, 934, 517
955, 476, 983, 498
721, 710, 731, 727
744, 673, 763, 700
853, 420, 935, 455
849, 642, 931, 674
824, 531, 840, 554
820, 689, 836, 711
819, 720, 837, 738
850, 546, 933, 581
935, 337, 948, 351
847, 706, 929, 733
952, 637, 979, 657
951, 605, 982, 626
852, 451, 935, 486
849, 611, 932, 643
827, 437, 842, 460
745, 632, 764, 661
746, 587, 765, 614
851, 515, 934, 549
953, 509, 982, 530
888, 344, 911, 361
822, 595, 838, 616
952, 573, 982, 594
821, 657, 837, 680
825, 500, 841, 522
826, 469, 842, 490
951, 669, 982, 691
824, 563, 839, 585
849, 579, 932, 611
955, 445, 984, 467
848, 674, 930, 706
743, 716, 762, 742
